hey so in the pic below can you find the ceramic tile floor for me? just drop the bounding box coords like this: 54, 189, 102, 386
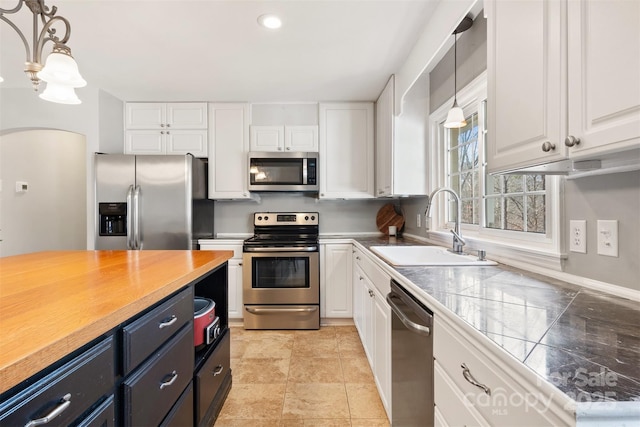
215, 325, 390, 427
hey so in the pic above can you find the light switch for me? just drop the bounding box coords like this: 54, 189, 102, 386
597, 220, 618, 257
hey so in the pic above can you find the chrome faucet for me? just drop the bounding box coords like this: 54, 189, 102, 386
424, 187, 466, 254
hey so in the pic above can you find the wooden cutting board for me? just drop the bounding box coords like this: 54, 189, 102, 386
376, 203, 405, 235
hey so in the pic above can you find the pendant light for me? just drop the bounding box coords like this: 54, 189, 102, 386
444, 17, 473, 129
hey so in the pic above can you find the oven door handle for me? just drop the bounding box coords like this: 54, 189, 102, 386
244, 246, 318, 252
245, 307, 318, 314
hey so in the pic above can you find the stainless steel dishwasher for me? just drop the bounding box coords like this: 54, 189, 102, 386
386, 280, 434, 427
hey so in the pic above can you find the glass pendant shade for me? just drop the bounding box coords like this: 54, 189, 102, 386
39, 81, 82, 104
37, 51, 86, 87
444, 100, 467, 128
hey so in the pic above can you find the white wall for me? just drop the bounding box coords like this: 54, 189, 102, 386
0, 129, 86, 256
0, 87, 124, 249
563, 171, 640, 291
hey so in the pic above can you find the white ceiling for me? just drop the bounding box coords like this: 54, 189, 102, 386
0, 0, 439, 103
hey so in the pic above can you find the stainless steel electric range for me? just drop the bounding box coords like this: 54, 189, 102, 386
242, 212, 320, 329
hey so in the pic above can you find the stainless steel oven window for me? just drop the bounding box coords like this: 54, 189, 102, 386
251, 256, 310, 288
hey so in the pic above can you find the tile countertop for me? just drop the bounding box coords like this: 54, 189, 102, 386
353, 235, 640, 403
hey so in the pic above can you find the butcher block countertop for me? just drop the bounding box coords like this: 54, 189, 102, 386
0, 250, 232, 394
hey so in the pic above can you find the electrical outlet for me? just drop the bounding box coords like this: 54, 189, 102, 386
597, 220, 618, 257
569, 220, 587, 253
416, 214, 421, 228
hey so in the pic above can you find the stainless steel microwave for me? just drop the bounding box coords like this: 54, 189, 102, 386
248, 152, 319, 192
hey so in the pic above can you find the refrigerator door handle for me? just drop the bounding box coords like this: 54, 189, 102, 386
126, 185, 135, 249
133, 185, 141, 250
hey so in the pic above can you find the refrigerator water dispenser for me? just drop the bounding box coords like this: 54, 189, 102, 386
99, 203, 127, 236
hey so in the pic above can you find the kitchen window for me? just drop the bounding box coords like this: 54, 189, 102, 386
429, 72, 562, 267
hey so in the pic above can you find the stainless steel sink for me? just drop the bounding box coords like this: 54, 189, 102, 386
369, 245, 497, 266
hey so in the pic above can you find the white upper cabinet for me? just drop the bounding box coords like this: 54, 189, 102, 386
487, 0, 640, 174
375, 75, 428, 197
250, 125, 319, 152
376, 76, 394, 197
208, 103, 253, 199
566, 0, 640, 158
124, 102, 208, 157
285, 126, 319, 151
487, 0, 565, 173
250, 126, 284, 151
319, 102, 374, 199
126, 103, 208, 129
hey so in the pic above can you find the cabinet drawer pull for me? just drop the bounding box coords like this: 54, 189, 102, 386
461, 363, 491, 395
212, 365, 224, 376
159, 370, 178, 390
158, 315, 177, 329
24, 393, 71, 427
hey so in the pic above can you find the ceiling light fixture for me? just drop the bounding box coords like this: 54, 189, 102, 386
444, 16, 473, 129
0, 0, 86, 104
257, 14, 282, 30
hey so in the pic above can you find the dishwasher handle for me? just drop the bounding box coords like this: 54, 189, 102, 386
386, 293, 431, 337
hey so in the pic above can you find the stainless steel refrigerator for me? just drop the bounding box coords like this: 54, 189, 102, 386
94, 153, 214, 250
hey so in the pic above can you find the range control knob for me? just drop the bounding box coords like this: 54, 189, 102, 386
305, 216, 309, 221
311, 216, 315, 221
264, 216, 269, 221
257, 216, 263, 221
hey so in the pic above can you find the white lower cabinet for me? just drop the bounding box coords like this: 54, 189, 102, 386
352, 246, 391, 419
199, 241, 243, 320
434, 316, 570, 426
320, 243, 353, 318
434, 361, 489, 427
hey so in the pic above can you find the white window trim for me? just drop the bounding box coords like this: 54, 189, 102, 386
427, 71, 565, 270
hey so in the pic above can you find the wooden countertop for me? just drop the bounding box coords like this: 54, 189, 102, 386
0, 250, 232, 394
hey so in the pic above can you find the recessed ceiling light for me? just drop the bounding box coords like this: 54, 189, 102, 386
258, 14, 282, 29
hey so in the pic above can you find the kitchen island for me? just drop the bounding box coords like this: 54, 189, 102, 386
0, 249, 233, 426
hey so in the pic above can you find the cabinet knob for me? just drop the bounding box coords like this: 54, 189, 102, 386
161, 131, 165, 135
166, 123, 171, 128
541, 141, 555, 152
160, 124, 165, 127
286, 147, 291, 151
564, 135, 580, 147
278, 147, 283, 151
166, 131, 170, 135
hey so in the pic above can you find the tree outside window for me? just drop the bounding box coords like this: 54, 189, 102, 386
445, 103, 546, 234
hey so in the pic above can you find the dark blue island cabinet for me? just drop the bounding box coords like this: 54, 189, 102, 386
0, 260, 231, 427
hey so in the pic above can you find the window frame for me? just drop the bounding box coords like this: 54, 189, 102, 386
427, 71, 564, 267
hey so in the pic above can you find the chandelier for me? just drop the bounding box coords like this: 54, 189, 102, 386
0, 0, 86, 104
